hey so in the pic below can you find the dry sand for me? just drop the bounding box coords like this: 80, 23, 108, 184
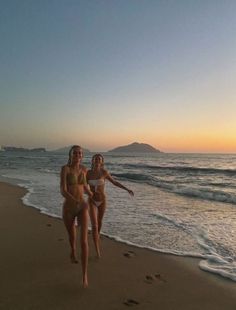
0, 181, 236, 310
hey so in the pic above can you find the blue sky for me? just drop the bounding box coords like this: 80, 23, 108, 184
1, 0, 236, 152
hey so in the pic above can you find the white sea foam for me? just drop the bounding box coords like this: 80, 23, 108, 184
199, 258, 236, 282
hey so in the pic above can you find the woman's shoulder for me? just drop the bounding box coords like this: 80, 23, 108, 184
86, 168, 92, 174
61, 164, 69, 171
102, 168, 109, 177
60, 165, 70, 178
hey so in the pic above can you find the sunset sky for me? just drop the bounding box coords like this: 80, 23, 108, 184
1, 0, 236, 152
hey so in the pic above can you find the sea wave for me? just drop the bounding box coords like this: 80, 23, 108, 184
122, 163, 236, 176
113, 172, 236, 205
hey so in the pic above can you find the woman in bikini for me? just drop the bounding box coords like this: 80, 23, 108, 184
60, 145, 93, 288
87, 153, 134, 258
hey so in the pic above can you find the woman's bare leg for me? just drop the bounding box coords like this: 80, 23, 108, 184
79, 205, 89, 288
97, 202, 106, 234
63, 209, 78, 263
89, 203, 101, 258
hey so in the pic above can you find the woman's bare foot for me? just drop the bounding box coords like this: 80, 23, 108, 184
96, 246, 101, 258
70, 252, 78, 264
82, 275, 88, 288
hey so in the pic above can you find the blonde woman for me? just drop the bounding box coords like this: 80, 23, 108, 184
87, 154, 134, 258
60, 145, 93, 287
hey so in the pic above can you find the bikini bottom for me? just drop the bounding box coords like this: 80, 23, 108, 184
92, 200, 103, 207
65, 202, 86, 218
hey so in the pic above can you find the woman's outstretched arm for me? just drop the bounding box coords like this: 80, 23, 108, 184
105, 170, 134, 196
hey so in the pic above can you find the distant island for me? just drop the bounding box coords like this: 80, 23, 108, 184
1, 146, 46, 152
0, 143, 160, 154
108, 142, 161, 153
52, 145, 91, 154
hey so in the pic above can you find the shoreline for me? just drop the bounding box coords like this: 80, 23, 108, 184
1, 181, 236, 309
8, 177, 235, 282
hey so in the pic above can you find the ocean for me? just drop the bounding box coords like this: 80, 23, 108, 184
0, 151, 236, 282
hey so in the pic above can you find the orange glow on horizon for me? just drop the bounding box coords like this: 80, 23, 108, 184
150, 134, 236, 153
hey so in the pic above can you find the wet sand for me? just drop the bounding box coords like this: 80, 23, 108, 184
1, 181, 236, 310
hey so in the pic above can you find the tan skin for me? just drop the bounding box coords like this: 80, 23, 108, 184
87, 154, 134, 258
60, 146, 93, 288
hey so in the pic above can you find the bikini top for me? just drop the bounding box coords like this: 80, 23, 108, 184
67, 172, 86, 186
88, 179, 105, 192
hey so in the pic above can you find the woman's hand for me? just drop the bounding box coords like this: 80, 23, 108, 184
127, 189, 134, 196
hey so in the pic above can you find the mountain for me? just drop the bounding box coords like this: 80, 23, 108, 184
108, 142, 161, 153
52, 145, 91, 154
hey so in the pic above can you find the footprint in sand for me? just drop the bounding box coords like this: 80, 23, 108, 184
123, 250, 136, 258
57, 238, 64, 241
123, 299, 139, 307
46, 223, 52, 227
145, 273, 166, 284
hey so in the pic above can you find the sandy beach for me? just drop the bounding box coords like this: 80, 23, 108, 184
1, 181, 236, 310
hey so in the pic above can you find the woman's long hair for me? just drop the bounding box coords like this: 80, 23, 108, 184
91, 153, 104, 170
67, 145, 82, 166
